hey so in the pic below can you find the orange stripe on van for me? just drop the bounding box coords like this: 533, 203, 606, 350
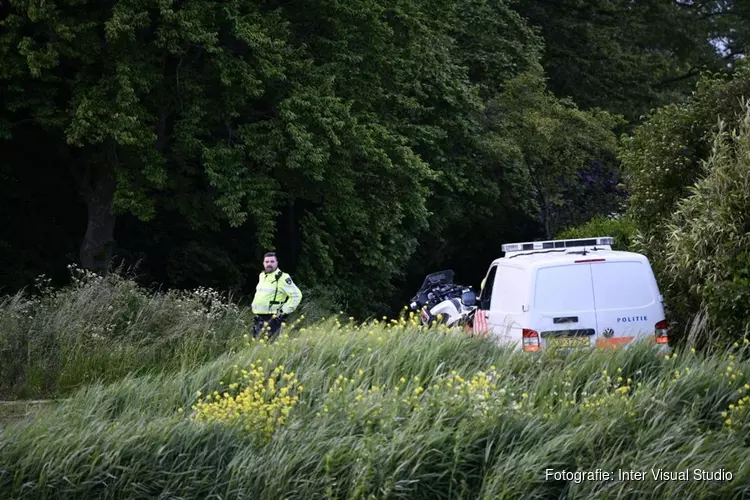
473, 310, 489, 338
596, 336, 634, 348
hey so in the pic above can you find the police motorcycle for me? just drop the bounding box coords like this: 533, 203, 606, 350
408, 270, 478, 329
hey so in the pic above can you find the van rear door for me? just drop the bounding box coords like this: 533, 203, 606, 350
531, 264, 598, 348
589, 260, 660, 347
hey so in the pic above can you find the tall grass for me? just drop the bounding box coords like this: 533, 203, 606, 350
0, 266, 269, 399
2, 314, 750, 499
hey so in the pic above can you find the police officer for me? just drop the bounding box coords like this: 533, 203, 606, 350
251, 252, 302, 339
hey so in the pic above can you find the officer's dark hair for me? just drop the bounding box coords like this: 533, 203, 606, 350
264, 252, 277, 259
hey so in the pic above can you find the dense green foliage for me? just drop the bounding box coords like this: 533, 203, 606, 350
555, 215, 636, 252
620, 64, 750, 238
4, 2, 750, 496
517, 0, 747, 122
614, 63, 750, 344
492, 73, 625, 238
660, 104, 750, 345
0, 0, 458, 314
1, 277, 750, 497
3, 0, 732, 318
3, 0, 750, 341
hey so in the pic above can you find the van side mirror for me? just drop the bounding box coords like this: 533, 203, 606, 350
461, 290, 476, 307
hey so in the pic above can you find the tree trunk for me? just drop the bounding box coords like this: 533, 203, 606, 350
287, 198, 300, 268
77, 164, 117, 274
530, 169, 552, 239
536, 184, 552, 239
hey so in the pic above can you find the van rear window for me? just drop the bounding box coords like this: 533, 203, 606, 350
590, 261, 655, 309
534, 265, 595, 312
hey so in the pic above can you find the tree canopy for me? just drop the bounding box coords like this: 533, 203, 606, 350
619, 62, 750, 343
514, 0, 742, 121
0, 0, 737, 318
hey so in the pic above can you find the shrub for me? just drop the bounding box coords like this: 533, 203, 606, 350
620, 63, 750, 239
555, 214, 636, 251
0, 265, 250, 399
618, 63, 750, 344
661, 102, 750, 346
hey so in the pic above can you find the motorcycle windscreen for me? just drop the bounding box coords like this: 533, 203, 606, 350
417, 270, 454, 291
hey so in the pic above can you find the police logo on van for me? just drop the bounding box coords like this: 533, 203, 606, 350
602, 328, 615, 338
617, 316, 647, 323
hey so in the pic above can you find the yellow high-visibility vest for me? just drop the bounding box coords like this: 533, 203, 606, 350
251, 270, 302, 315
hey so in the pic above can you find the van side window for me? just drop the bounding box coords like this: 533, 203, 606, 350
480, 265, 497, 309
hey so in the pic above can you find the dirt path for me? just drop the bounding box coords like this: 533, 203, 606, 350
0, 399, 60, 429
0, 399, 59, 405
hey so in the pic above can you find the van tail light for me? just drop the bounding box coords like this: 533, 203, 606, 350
522, 329, 540, 352
655, 320, 669, 344
574, 258, 606, 263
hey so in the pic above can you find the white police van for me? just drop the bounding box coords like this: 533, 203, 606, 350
473, 236, 669, 352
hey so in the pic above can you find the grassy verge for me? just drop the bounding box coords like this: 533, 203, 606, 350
1, 315, 750, 499
0, 266, 320, 400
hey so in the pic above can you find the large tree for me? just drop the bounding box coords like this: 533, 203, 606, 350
514, 0, 729, 121
489, 70, 623, 239
678, 0, 749, 61
0, 0, 662, 317
394, 0, 625, 293
0, 0, 442, 315
1, 0, 298, 270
